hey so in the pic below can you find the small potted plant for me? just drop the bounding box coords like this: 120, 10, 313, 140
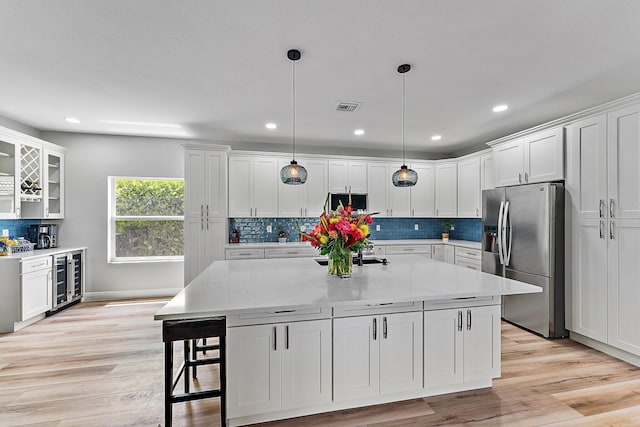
442, 221, 454, 242
278, 229, 288, 243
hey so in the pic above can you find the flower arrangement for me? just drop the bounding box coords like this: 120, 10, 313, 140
0, 236, 19, 256
298, 196, 373, 277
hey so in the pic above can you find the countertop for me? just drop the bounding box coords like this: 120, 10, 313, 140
154, 255, 538, 320
226, 239, 481, 250
0, 246, 87, 261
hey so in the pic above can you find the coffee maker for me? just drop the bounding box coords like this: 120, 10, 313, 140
28, 224, 58, 249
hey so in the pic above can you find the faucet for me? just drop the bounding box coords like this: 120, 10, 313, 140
356, 249, 364, 266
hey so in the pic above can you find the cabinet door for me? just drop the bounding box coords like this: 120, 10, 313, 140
277, 158, 303, 217
301, 158, 328, 216
444, 245, 455, 264
607, 220, 640, 355
525, 127, 564, 184
227, 324, 282, 417
389, 170, 411, 217
204, 150, 227, 217
480, 153, 495, 191
494, 139, 524, 187
205, 218, 226, 268
457, 157, 480, 218
367, 162, 389, 216
571, 219, 608, 341
608, 104, 640, 220
566, 115, 607, 220
252, 157, 279, 217
43, 149, 64, 219
184, 150, 207, 218
328, 160, 348, 193
0, 139, 19, 219
431, 245, 444, 261
21, 269, 52, 321
281, 319, 332, 410
333, 316, 379, 401
435, 163, 457, 217
411, 162, 435, 217
424, 308, 463, 388
184, 218, 205, 285
228, 156, 253, 217
348, 161, 368, 194
379, 312, 423, 395
463, 305, 501, 382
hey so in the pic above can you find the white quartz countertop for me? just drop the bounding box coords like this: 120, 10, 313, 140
226, 239, 481, 250
155, 255, 538, 320
0, 246, 87, 261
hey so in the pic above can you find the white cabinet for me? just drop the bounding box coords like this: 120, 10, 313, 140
431, 244, 454, 263
20, 257, 52, 321
0, 138, 19, 219
410, 162, 435, 217
435, 162, 457, 217
454, 247, 481, 271
20, 146, 66, 219
333, 311, 423, 401
608, 105, 640, 220
328, 160, 367, 194
494, 127, 564, 187
480, 153, 495, 191
229, 155, 279, 217
384, 244, 431, 255
184, 146, 228, 284
277, 158, 328, 217
457, 156, 481, 218
227, 319, 332, 418
367, 162, 410, 217
43, 149, 64, 219
424, 305, 500, 388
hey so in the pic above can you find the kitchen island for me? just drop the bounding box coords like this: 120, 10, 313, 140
156, 255, 540, 426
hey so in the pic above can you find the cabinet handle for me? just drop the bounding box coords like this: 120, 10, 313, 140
524, 172, 528, 183
467, 309, 471, 331
285, 325, 289, 349
610, 221, 615, 240
458, 310, 463, 332
412, 208, 415, 216
238, 252, 253, 256
599, 220, 605, 239
206, 205, 209, 230
373, 317, 377, 340
476, 208, 479, 217
254, 207, 257, 217
390, 208, 393, 216
599, 199, 605, 218
436, 209, 439, 216
301, 208, 303, 216
200, 204, 204, 230
273, 326, 277, 351
518, 173, 522, 183
349, 185, 352, 193
383, 316, 388, 339
610, 199, 615, 218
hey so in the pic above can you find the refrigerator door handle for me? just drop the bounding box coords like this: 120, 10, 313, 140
497, 201, 505, 265
504, 201, 513, 266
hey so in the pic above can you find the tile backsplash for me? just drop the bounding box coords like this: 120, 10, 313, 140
229, 217, 481, 243
0, 219, 40, 239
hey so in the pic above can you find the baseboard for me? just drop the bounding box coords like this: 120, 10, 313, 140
571, 331, 640, 368
83, 288, 181, 302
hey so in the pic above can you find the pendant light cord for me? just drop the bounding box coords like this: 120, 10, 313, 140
402, 72, 406, 165
292, 59, 296, 162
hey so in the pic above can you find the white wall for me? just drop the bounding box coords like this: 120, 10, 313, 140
41, 131, 188, 300
0, 114, 41, 138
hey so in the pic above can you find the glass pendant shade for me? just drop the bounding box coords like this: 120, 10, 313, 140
392, 164, 418, 187
280, 160, 307, 185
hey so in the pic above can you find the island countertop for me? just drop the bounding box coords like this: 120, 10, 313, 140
155, 255, 540, 321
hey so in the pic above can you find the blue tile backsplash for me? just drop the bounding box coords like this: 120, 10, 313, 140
229, 217, 481, 243
0, 219, 40, 239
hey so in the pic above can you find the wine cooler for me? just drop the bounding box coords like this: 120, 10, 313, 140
51, 250, 84, 312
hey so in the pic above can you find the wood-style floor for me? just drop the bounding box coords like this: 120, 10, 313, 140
2, 299, 640, 426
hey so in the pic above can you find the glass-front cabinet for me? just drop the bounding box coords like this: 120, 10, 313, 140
44, 149, 64, 218
0, 140, 19, 219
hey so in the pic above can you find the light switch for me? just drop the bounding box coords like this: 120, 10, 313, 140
414, 224, 419, 230
266, 225, 272, 233
376, 224, 381, 231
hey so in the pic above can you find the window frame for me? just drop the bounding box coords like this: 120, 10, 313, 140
108, 176, 184, 264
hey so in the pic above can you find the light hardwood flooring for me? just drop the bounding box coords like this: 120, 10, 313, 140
2, 299, 640, 426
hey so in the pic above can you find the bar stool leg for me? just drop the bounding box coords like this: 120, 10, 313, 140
220, 335, 226, 427
184, 340, 191, 394
164, 340, 173, 427
191, 339, 198, 379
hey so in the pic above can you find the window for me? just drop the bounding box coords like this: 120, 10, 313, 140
108, 177, 184, 262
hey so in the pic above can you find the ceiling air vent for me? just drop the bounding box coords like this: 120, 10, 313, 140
336, 102, 362, 112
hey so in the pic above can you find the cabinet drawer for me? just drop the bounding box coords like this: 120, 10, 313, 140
384, 245, 431, 255
425, 296, 500, 310
225, 248, 265, 260
455, 256, 481, 271
21, 257, 52, 274
454, 247, 481, 260
227, 306, 331, 326
333, 301, 423, 317
264, 246, 318, 259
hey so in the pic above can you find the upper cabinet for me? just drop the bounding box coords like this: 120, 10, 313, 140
457, 156, 481, 218
328, 160, 367, 194
185, 147, 228, 219
410, 162, 435, 217
435, 162, 457, 217
0, 139, 19, 219
229, 155, 279, 217
480, 153, 495, 191
493, 127, 564, 187
278, 158, 328, 217
367, 162, 411, 217
43, 148, 65, 219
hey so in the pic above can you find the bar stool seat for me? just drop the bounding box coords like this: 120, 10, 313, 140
163, 317, 226, 427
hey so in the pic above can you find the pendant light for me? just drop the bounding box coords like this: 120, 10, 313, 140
392, 63, 418, 187
280, 49, 307, 185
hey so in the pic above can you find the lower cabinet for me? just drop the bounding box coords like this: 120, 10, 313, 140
21, 264, 52, 321
432, 244, 455, 264
227, 319, 332, 418
333, 311, 423, 401
424, 305, 501, 388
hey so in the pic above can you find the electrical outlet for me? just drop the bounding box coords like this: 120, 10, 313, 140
1, 229, 8, 237
376, 224, 381, 231
266, 225, 272, 233
300, 225, 306, 231
414, 224, 419, 230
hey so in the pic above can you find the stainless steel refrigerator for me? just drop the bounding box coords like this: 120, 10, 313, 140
481, 183, 567, 338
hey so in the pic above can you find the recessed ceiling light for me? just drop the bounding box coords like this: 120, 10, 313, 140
99, 120, 181, 128
431, 135, 442, 141
65, 117, 80, 124
354, 129, 365, 136
265, 123, 277, 130
492, 104, 509, 112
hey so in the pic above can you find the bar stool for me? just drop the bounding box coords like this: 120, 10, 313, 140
163, 317, 226, 427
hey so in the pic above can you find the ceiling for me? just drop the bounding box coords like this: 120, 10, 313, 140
2, 0, 640, 156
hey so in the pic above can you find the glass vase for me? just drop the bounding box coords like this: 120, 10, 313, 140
328, 251, 352, 278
